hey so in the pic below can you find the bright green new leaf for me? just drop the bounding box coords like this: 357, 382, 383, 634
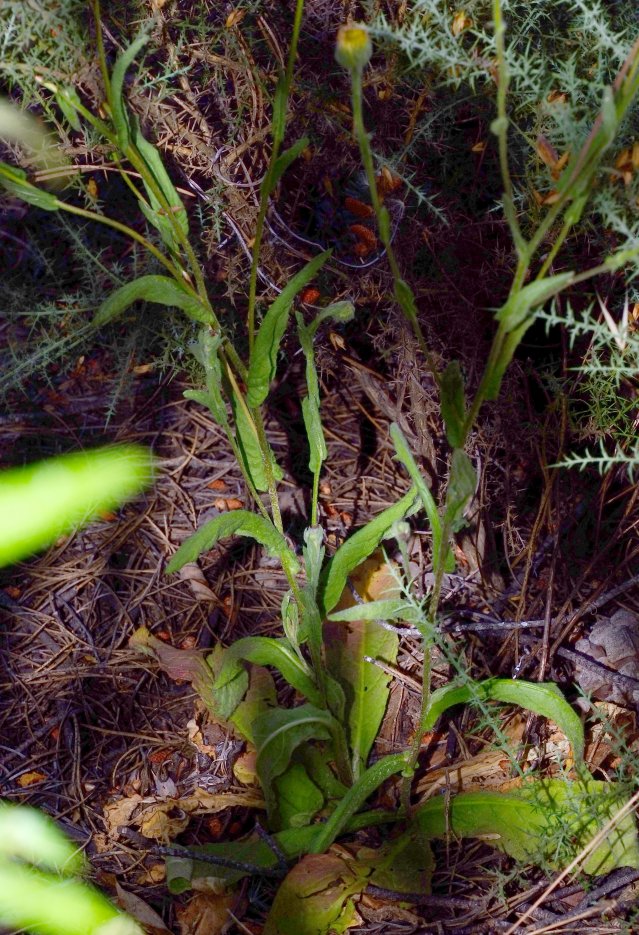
213, 636, 321, 717
273, 764, 325, 830
0, 446, 152, 568
443, 448, 475, 533
231, 388, 283, 491
94, 276, 212, 327
423, 677, 584, 761
254, 704, 337, 826
319, 487, 418, 616
165, 510, 298, 575
246, 251, 331, 408
440, 360, 466, 448
414, 779, 639, 874
0, 804, 86, 875
0, 162, 59, 211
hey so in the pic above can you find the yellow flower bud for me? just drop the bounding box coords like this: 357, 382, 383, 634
335, 23, 372, 73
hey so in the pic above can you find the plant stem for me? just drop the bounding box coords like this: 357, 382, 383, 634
349, 68, 440, 385
246, 0, 305, 351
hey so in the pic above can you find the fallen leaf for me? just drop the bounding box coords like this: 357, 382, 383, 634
177, 565, 216, 602
17, 771, 47, 787
103, 794, 144, 836
136, 863, 166, 884
233, 750, 259, 786
115, 882, 171, 934
176, 892, 235, 935
189, 788, 265, 812
139, 801, 194, 841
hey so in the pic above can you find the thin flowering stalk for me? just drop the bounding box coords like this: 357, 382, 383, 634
336, 24, 441, 389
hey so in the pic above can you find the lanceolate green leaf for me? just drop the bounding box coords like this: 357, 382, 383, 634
297, 315, 327, 474
229, 665, 277, 744
213, 636, 322, 716
328, 599, 421, 625
110, 30, 151, 147
134, 125, 189, 252
165, 511, 299, 575
94, 276, 212, 327
0, 163, 59, 211
319, 487, 418, 616
389, 423, 450, 572
324, 612, 398, 779
253, 704, 337, 826
414, 779, 639, 874
54, 86, 83, 131
270, 137, 310, 190
440, 360, 466, 448
231, 388, 283, 491
246, 251, 331, 408
443, 448, 475, 533
310, 753, 408, 854
423, 677, 585, 761
186, 331, 228, 427
302, 394, 327, 476
271, 74, 288, 149
495, 273, 574, 333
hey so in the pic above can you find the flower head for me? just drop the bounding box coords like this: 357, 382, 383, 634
335, 23, 372, 73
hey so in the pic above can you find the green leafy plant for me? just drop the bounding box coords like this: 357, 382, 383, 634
4, 3, 639, 933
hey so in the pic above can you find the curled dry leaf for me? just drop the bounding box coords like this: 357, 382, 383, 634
176, 892, 236, 935
178, 562, 217, 602
575, 610, 639, 706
